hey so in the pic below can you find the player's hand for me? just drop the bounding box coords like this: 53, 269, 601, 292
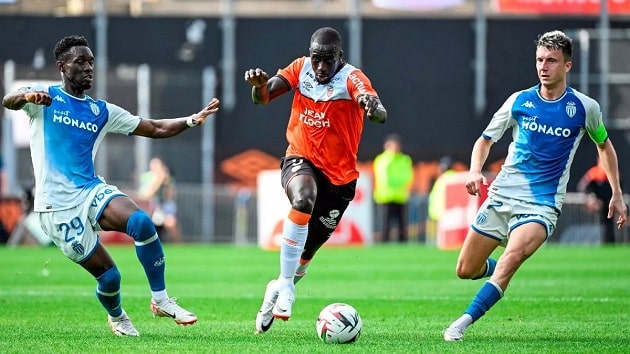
465, 171, 487, 196
357, 94, 379, 117
607, 194, 628, 229
190, 98, 220, 126
244, 68, 269, 88
25, 91, 52, 106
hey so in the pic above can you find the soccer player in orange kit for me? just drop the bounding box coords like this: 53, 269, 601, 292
244, 27, 387, 334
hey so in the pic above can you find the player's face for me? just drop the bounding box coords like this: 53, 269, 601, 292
59, 46, 95, 94
309, 42, 341, 84
536, 46, 571, 89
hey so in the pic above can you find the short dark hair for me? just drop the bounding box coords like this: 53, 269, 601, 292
385, 133, 401, 144
536, 30, 572, 61
310, 27, 342, 51
54, 35, 89, 61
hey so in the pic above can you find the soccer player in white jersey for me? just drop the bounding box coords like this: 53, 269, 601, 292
443, 30, 627, 341
2, 35, 220, 336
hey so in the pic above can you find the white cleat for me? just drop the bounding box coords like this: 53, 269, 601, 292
108, 310, 140, 337
443, 325, 465, 341
272, 285, 295, 321
150, 297, 198, 326
254, 279, 280, 334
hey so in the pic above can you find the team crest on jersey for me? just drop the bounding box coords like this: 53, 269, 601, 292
71, 240, 85, 256
90, 102, 100, 116
476, 212, 488, 225
566, 101, 577, 118
326, 84, 334, 97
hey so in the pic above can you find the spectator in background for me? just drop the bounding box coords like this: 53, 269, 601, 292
426, 156, 458, 243
0, 154, 7, 196
577, 157, 620, 244
138, 157, 183, 243
372, 134, 414, 242
0, 155, 9, 243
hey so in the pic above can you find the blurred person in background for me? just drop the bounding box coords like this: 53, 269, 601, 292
0, 154, 7, 196
245, 26, 387, 334
372, 133, 414, 243
443, 30, 627, 341
426, 155, 457, 243
2, 35, 220, 336
577, 157, 621, 244
138, 157, 182, 243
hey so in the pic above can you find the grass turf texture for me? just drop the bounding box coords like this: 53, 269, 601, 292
1, 243, 628, 353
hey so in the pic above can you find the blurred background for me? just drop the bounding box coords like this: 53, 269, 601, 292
0, 0, 628, 245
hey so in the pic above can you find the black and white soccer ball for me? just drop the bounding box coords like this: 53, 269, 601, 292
316, 303, 362, 344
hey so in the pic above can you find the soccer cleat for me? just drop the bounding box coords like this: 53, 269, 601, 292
443, 325, 465, 341
108, 310, 140, 337
254, 279, 280, 334
150, 297, 198, 326
272, 285, 295, 321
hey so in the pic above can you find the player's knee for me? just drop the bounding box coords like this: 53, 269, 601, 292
97, 265, 121, 292
126, 210, 157, 242
455, 261, 478, 279
290, 195, 315, 214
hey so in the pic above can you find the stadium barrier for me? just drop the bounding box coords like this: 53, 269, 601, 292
2, 183, 627, 246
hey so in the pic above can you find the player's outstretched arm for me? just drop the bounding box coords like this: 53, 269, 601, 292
2, 90, 52, 110
244, 68, 290, 105
357, 94, 387, 124
133, 97, 220, 138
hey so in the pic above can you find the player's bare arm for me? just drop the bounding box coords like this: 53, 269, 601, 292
245, 68, 290, 105
357, 94, 386, 123
465, 137, 493, 196
595, 140, 628, 228
2, 90, 52, 110
132, 97, 220, 138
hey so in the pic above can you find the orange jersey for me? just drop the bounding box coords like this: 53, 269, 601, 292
277, 56, 379, 185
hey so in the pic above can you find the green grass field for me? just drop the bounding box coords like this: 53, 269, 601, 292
1, 243, 628, 353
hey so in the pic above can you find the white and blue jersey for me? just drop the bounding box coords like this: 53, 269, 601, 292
483, 84, 608, 213
22, 84, 141, 212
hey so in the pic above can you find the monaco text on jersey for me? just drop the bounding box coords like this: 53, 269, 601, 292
53, 109, 99, 132
521, 117, 572, 137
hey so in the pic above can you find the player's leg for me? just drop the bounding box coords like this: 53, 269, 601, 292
445, 210, 551, 341
455, 195, 517, 281
444, 196, 508, 341
272, 174, 316, 321
255, 158, 315, 332
38, 202, 139, 336
455, 229, 500, 280
99, 193, 196, 326
81, 244, 139, 336
293, 178, 356, 285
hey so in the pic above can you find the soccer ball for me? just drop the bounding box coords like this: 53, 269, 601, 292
316, 303, 362, 344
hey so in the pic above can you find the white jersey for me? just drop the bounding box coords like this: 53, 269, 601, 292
483, 85, 608, 213
22, 84, 141, 212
